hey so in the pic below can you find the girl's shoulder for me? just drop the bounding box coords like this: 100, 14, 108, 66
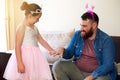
16, 23, 26, 35
16, 23, 26, 31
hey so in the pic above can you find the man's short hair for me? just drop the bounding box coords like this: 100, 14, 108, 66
81, 12, 99, 25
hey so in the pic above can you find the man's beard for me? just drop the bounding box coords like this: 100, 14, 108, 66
81, 28, 93, 39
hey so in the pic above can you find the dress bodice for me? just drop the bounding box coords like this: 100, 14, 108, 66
22, 26, 39, 47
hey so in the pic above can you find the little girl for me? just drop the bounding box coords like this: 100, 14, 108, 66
3, 2, 55, 80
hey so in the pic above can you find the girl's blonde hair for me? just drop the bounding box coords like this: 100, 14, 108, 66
21, 2, 42, 16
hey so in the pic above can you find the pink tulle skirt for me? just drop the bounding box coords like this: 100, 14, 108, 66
3, 45, 53, 80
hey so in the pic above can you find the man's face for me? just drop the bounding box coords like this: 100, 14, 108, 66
80, 19, 94, 39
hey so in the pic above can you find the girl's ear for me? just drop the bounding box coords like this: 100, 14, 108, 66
27, 14, 32, 18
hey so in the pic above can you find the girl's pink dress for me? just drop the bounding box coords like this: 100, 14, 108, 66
3, 25, 53, 80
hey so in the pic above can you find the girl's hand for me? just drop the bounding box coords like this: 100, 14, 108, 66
18, 63, 25, 73
49, 47, 65, 56
49, 50, 56, 55
56, 47, 64, 56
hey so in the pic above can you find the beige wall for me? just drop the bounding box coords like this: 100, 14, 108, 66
34, 0, 120, 36
6, 0, 120, 50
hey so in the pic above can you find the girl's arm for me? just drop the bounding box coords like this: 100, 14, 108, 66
36, 29, 55, 55
15, 25, 25, 73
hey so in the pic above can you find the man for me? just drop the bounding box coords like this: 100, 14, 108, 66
52, 12, 117, 80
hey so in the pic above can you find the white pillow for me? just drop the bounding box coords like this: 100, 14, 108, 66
39, 29, 75, 64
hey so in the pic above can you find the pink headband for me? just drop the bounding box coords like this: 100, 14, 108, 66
85, 4, 95, 20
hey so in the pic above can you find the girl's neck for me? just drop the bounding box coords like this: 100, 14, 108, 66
23, 19, 34, 28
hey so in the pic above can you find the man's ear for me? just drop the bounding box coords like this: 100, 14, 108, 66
92, 22, 97, 29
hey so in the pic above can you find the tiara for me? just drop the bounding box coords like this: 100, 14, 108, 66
30, 9, 42, 14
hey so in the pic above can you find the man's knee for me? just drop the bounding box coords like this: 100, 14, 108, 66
52, 60, 68, 80
52, 60, 62, 74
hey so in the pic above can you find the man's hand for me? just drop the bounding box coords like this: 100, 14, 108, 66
56, 47, 65, 56
49, 47, 64, 56
84, 75, 95, 80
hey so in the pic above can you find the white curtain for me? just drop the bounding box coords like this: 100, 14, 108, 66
0, 0, 7, 51
5, 0, 25, 50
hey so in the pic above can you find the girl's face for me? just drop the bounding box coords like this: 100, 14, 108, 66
29, 13, 42, 24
